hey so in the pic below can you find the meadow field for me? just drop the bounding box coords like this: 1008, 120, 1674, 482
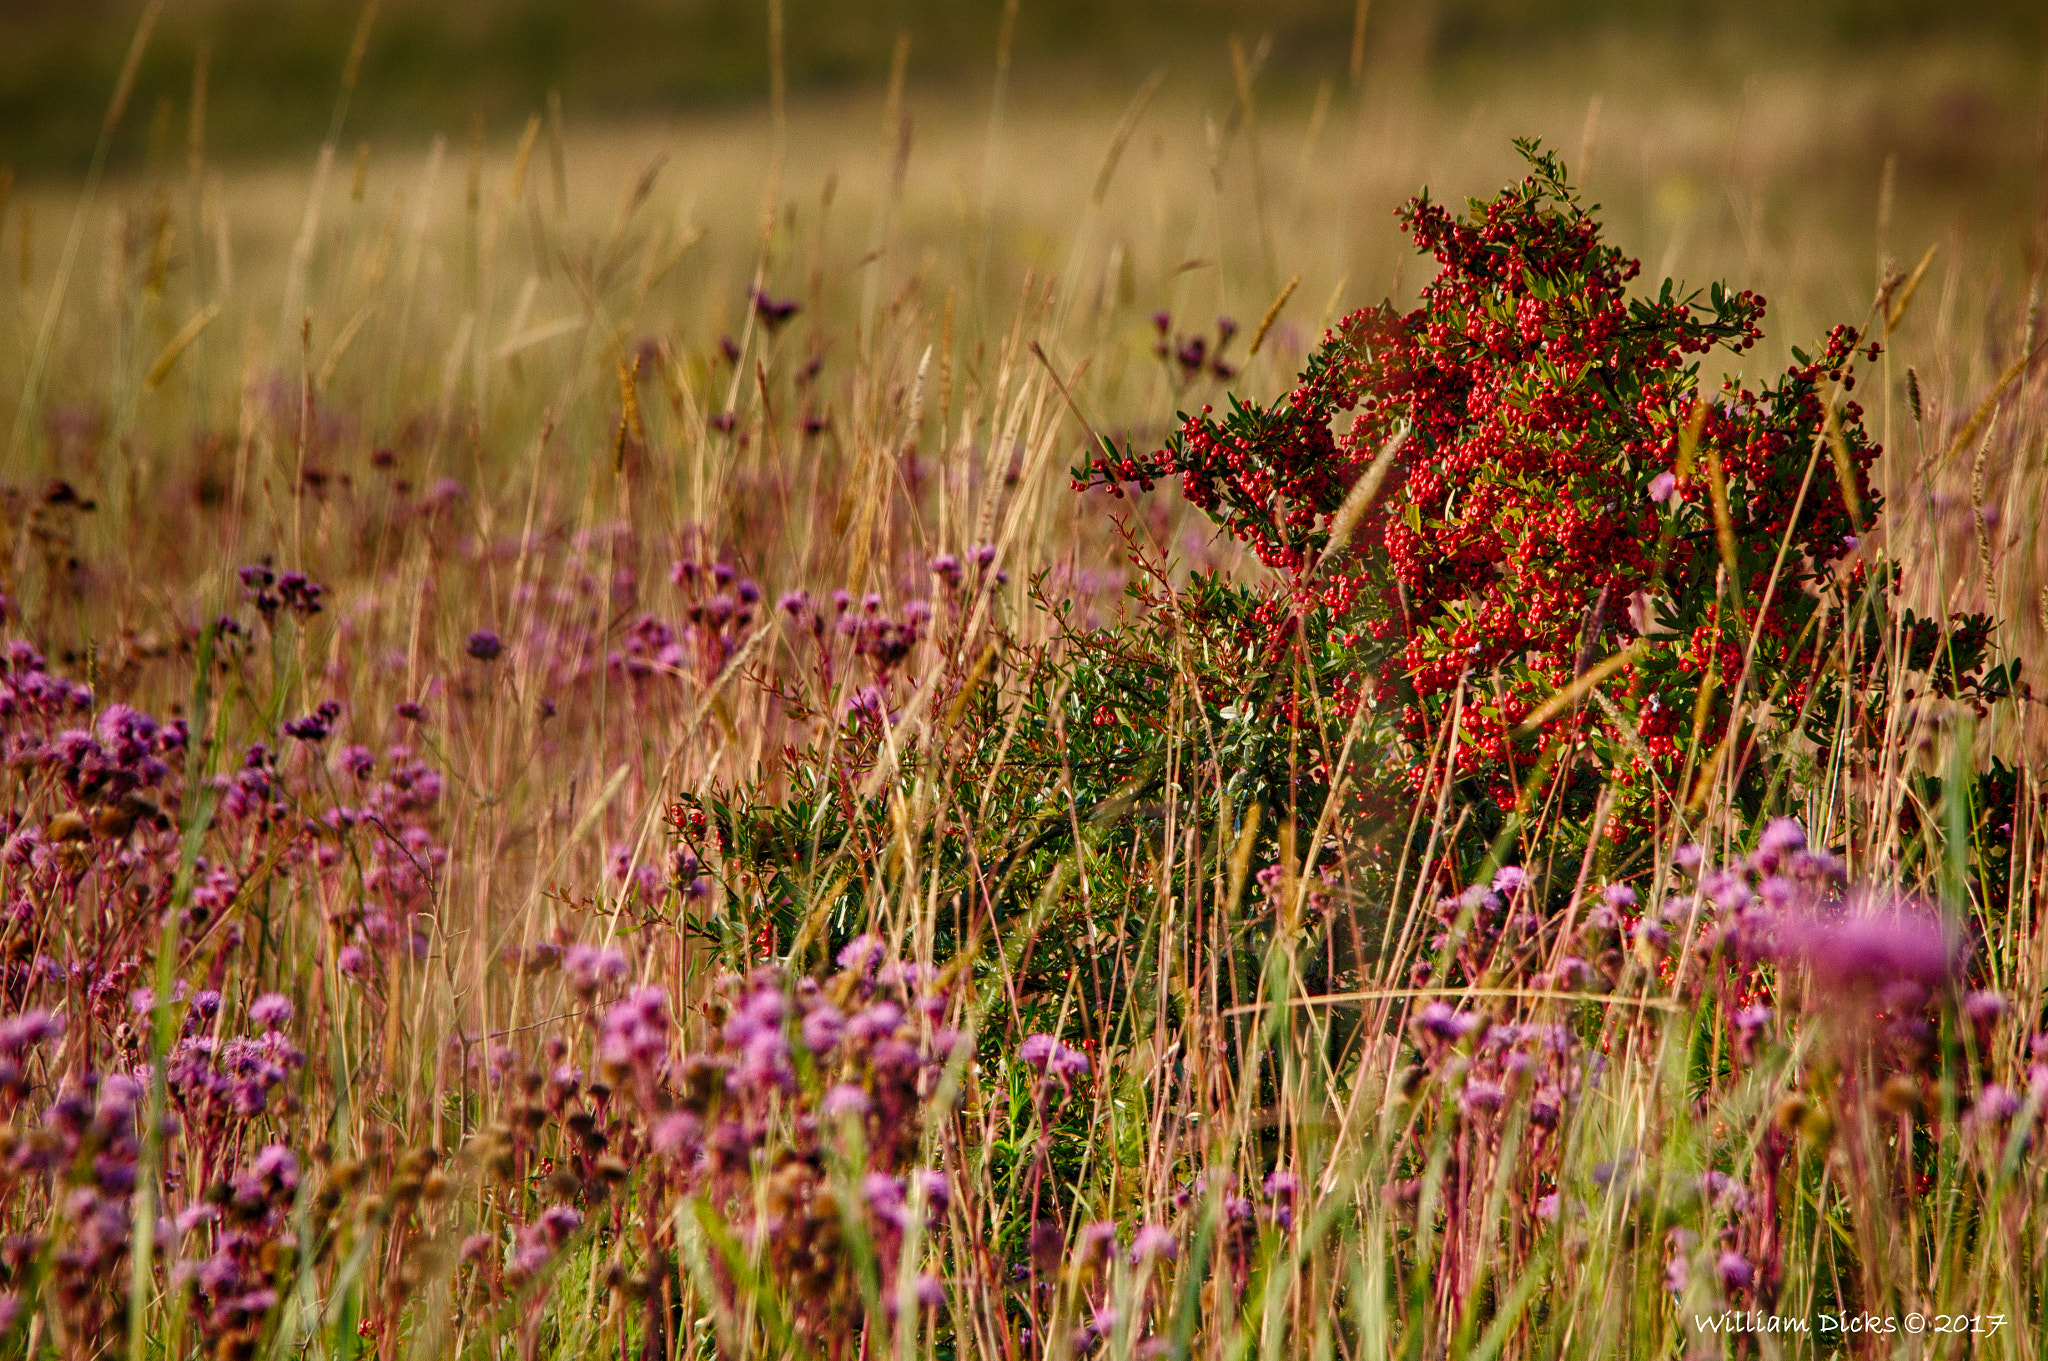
3, 3, 2048, 1357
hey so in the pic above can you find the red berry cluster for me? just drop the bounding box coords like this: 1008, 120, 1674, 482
1080, 142, 1886, 833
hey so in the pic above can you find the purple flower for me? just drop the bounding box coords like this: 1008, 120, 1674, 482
1716, 1250, 1753, 1293
863, 1173, 907, 1227
538, 1204, 583, 1245
1078, 1220, 1119, 1262
751, 288, 799, 327
1964, 990, 2007, 1026
1699, 1171, 1748, 1210
651, 1111, 703, 1156
801, 1004, 846, 1055
1018, 1031, 1091, 1087
1458, 1079, 1506, 1116
848, 1002, 904, 1044
836, 933, 886, 978
1665, 1253, 1691, 1293
1131, 1224, 1178, 1263
1648, 471, 1678, 503
1781, 899, 1963, 993
565, 943, 629, 996
249, 994, 293, 1030
251, 1144, 299, 1191
282, 708, 333, 742
1416, 1001, 1483, 1042
1702, 870, 1753, 911
1732, 1005, 1772, 1038
465, 630, 504, 662
1971, 1084, 2023, 1125
822, 1083, 871, 1119
0, 1009, 64, 1056
728, 1029, 794, 1095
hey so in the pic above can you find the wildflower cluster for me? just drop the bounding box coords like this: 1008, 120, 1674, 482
460, 936, 971, 1350
1380, 818, 2041, 1327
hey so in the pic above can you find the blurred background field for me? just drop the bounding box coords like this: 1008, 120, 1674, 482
2, 0, 2045, 175
4, 0, 2048, 663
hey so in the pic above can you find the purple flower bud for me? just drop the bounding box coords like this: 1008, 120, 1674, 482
1732, 1004, 1772, 1037
1416, 1001, 1483, 1042
1780, 898, 1963, 993
1458, 1079, 1506, 1116
822, 1083, 871, 1119
863, 1172, 907, 1227
0, 1009, 63, 1055
1756, 817, 1807, 867
1964, 990, 2007, 1026
1665, 1253, 1691, 1293
1263, 1170, 1301, 1204
1716, 1250, 1753, 1293
465, 630, 504, 662
801, 1004, 845, 1055
538, 1204, 583, 1245
831, 934, 883, 980
1971, 1083, 2023, 1125
651, 1111, 703, 1156
1131, 1223, 1177, 1263
251, 1144, 299, 1191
